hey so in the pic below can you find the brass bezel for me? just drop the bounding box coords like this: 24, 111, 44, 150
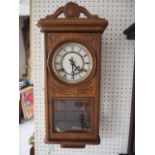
51, 42, 93, 84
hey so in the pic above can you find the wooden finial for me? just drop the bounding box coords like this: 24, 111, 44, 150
64, 2, 80, 18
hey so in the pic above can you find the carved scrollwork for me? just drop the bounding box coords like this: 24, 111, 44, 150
45, 2, 98, 19
47, 34, 57, 49
49, 84, 94, 96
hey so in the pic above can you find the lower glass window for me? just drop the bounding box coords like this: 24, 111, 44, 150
52, 99, 93, 133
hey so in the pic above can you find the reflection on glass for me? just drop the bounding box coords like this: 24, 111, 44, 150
53, 99, 92, 133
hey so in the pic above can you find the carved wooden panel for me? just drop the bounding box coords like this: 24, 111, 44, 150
46, 33, 100, 98
48, 82, 95, 97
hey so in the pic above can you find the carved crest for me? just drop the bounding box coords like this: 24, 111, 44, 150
37, 2, 108, 33
45, 2, 98, 19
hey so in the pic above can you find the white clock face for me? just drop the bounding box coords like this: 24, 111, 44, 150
51, 43, 93, 84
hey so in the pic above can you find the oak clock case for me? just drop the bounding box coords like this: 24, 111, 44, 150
37, 2, 108, 148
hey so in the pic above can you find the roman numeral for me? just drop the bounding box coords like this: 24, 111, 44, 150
63, 48, 66, 52
71, 46, 74, 51
79, 74, 82, 77
71, 75, 74, 80
84, 62, 90, 65
82, 69, 88, 72
55, 62, 60, 65
56, 54, 61, 57
83, 54, 88, 57
57, 68, 64, 72
63, 74, 67, 79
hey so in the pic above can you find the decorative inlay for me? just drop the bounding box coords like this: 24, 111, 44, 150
49, 84, 94, 96
47, 34, 57, 50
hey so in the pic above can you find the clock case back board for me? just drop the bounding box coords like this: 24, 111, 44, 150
37, 2, 108, 148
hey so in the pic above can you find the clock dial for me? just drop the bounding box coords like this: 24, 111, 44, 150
51, 43, 93, 84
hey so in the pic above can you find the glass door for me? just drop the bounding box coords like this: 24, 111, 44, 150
53, 99, 93, 133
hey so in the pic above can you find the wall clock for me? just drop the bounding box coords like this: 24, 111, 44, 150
37, 2, 108, 148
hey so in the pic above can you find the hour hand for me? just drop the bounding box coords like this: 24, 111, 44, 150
69, 57, 80, 72
69, 57, 74, 65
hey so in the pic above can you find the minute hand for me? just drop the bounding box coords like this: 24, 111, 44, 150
69, 58, 75, 79
73, 63, 80, 72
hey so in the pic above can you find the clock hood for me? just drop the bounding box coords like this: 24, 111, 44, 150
37, 2, 108, 33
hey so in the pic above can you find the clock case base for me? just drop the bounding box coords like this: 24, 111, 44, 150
45, 136, 100, 148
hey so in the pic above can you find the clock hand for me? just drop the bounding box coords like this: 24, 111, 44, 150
71, 64, 75, 80
73, 63, 80, 72
69, 57, 80, 72
69, 57, 75, 80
